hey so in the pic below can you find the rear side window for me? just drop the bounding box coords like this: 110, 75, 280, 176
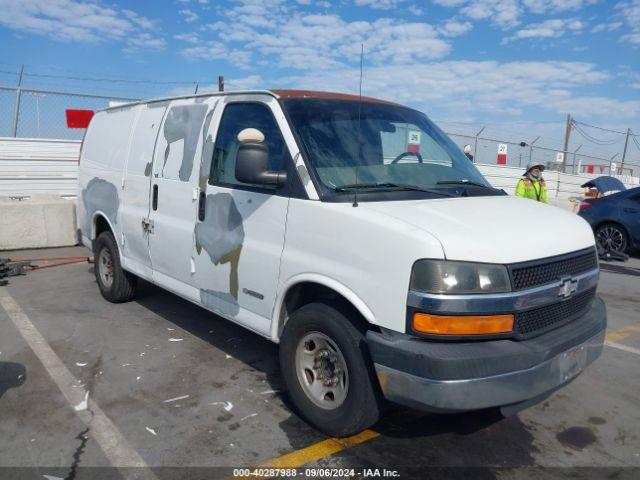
209, 102, 288, 190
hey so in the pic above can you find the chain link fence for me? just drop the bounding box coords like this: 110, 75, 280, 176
1, 84, 638, 179
447, 133, 638, 178
0, 86, 138, 140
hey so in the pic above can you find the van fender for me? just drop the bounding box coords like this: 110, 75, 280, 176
90, 210, 118, 241
270, 273, 376, 342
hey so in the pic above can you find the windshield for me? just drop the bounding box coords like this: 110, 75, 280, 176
282, 98, 492, 199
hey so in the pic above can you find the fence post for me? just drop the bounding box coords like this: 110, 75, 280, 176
11, 65, 24, 137
527, 136, 540, 168
572, 145, 582, 174
473, 126, 485, 163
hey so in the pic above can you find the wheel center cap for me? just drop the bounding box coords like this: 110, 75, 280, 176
314, 349, 340, 386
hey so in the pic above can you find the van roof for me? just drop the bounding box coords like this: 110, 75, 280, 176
100, 89, 406, 112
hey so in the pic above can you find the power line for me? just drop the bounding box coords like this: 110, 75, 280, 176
572, 119, 628, 136
0, 66, 203, 86
572, 121, 621, 146
22, 71, 199, 86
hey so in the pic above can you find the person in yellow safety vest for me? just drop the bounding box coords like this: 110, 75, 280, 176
515, 163, 549, 203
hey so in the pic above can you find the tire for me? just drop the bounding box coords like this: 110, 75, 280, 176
93, 231, 137, 303
595, 223, 628, 253
279, 302, 384, 437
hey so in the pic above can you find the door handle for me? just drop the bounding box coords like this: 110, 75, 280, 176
624, 207, 639, 213
152, 184, 158, 211
198, 191, 206, 221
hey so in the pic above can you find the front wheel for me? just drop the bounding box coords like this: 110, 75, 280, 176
94, 231, 137, 303
279, 303, 384, 437
595, 223, 628, 253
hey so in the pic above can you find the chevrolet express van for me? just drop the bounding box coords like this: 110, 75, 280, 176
78, 90, 606, 437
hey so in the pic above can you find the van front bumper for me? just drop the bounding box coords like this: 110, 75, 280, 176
366, 296, 606, 412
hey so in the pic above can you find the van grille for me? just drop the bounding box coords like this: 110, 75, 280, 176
515, 287, 596, 338
509, 249, 598, 291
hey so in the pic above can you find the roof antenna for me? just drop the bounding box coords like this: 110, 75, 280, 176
353, 43, 364, 208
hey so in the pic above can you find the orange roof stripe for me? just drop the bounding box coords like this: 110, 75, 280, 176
270, 89, 406, 107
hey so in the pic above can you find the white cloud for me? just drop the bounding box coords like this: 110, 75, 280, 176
438, 20, 473, 37
0, 0, 164, 52
616, 0, 640, 45
502, 18, 584, 43
181, 41, 253, 68
225, 75, 263, 90
591, 21, 623, 33
433, 0, 596, 29
179, 9, 199, 23
433, 0, 522, 28
123, 33, 167, 53
122, 10, 155, 30
174, 32, 200, 43
355, 0, 406, 10
277, 60, 640, 120
522, 0, 596, 14
201, 5, 452, 70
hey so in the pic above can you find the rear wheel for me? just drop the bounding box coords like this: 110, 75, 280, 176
94, 231, 137, 303
595, 223, 628, 253
279, 303, 384, 437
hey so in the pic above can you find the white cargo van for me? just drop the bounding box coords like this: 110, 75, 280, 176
78, 90, 606, 437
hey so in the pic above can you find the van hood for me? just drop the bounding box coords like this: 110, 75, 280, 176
362, 196, 595, 264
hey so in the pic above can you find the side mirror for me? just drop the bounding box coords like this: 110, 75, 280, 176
235, 128, 287, 186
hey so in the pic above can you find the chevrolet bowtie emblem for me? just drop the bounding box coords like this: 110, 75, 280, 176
559, 278, 578, 299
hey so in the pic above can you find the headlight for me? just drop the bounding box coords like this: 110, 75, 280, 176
410, 259, 511, 294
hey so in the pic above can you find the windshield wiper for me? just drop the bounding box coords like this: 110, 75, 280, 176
334, 182, 454, 197
436, 180, 500, 191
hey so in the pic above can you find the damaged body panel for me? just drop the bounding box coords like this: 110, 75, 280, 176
78, 89, 605, 434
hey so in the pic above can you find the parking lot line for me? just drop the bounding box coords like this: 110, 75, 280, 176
605, 340, 640, 356
258, 429, 380, 469
606, 324, 640, 343
0, 288, 159, 479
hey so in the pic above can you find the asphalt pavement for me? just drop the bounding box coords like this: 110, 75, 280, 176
0, 246, 638, 480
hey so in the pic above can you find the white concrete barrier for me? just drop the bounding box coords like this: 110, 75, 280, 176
0, 195, 77, 250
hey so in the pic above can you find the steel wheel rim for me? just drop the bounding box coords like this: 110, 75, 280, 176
597, 226, 625, 252
98, 248, 114, 288
294, 331, 349, 410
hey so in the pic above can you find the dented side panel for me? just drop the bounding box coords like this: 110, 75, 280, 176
148, 97, 218, 291
192, 95, 291, 335
120, 104, 167, 279
77, 107, 138, 253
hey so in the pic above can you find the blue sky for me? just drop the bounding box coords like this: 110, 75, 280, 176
0, 0, 639, 161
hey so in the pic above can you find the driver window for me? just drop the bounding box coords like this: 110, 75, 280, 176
209, 102, 288, 190
381, 122, 451, 166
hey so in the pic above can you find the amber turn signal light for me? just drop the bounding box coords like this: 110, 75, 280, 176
412, 312, 514, 335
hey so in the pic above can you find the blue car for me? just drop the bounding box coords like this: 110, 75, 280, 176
578, 177, 640, 253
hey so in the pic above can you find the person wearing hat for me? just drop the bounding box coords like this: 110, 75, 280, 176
516, 163, 548, 203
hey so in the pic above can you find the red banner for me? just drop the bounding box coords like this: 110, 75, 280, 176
66, 109, 94, 128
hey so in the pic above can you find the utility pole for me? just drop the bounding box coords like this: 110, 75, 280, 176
561, 113, 572, 173
11, 64, 24, 137
218, 75, 224, 92
620, 128, 631, 171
